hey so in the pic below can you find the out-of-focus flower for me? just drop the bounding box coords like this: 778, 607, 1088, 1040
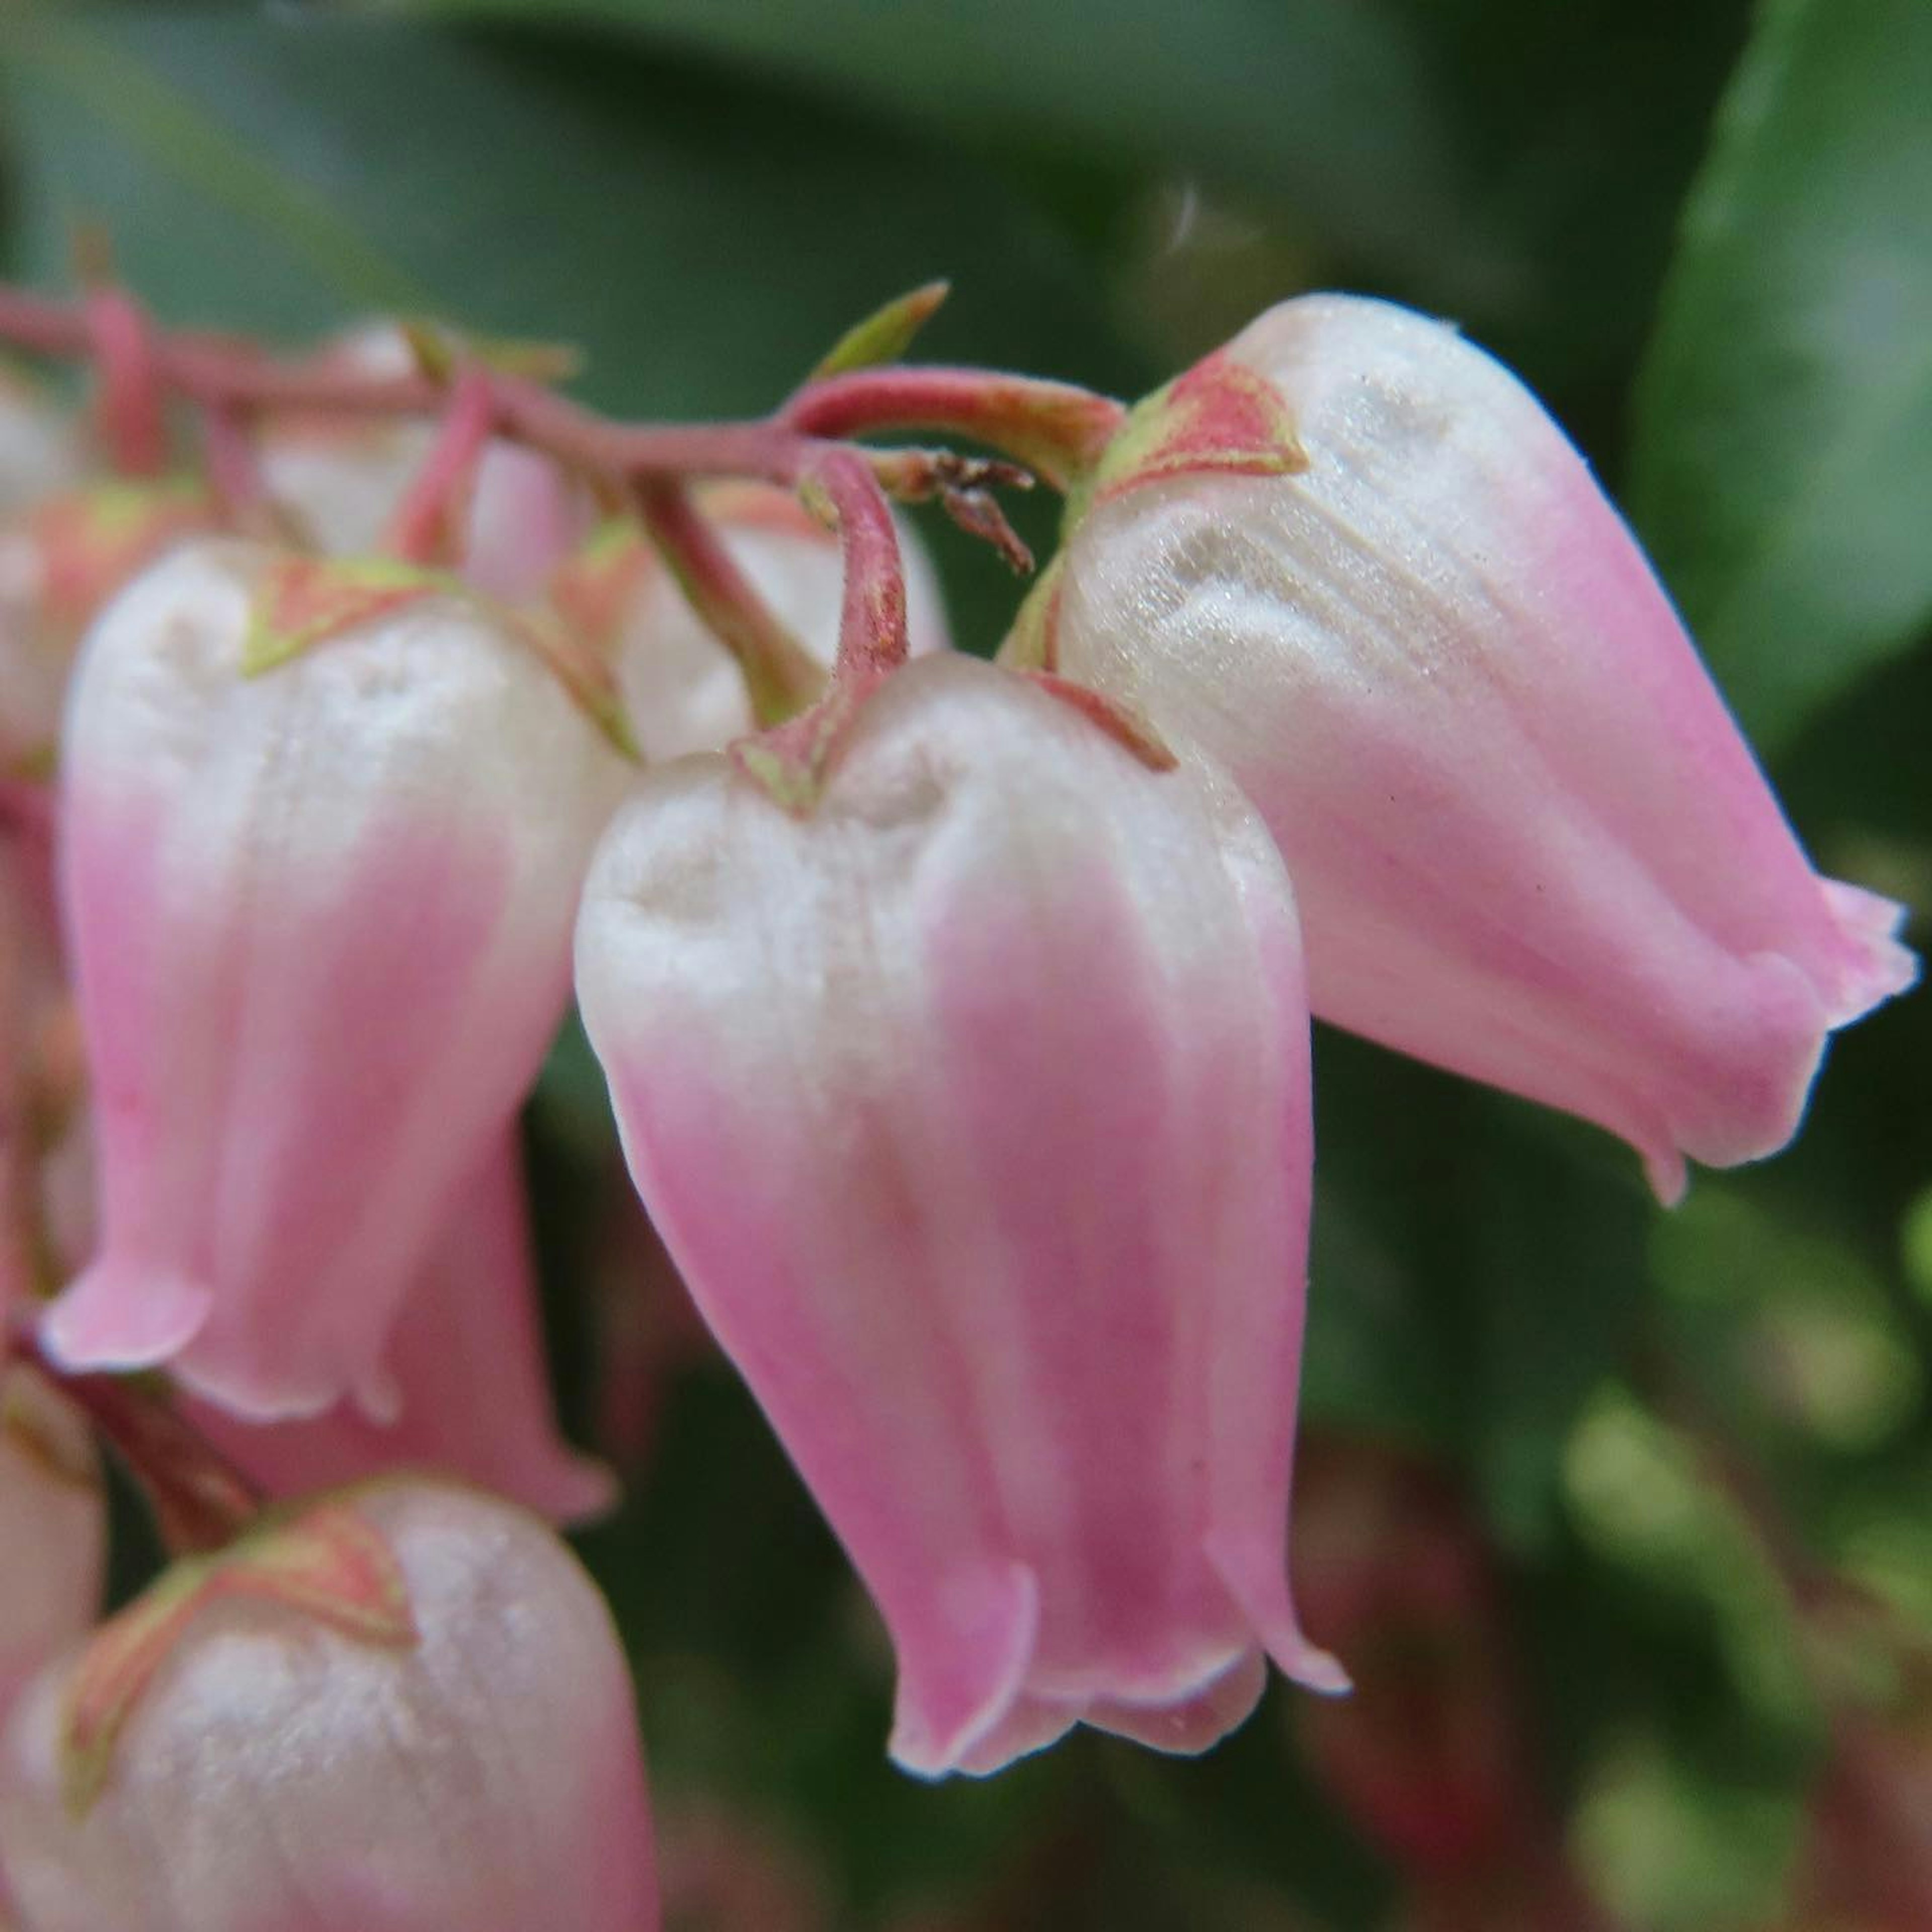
260, 323, 587, 603
0, 479, 222, 779
0, 1371, 101, 1731
0, 367, 79, 517
576, 652, 1340, 1778
190, 1133, 612, 1524
1292, 1440, 1611, 1932
1034, 293, 1916, 1199
551, 482, 948, 764
0, 1479, 660, 1931
39, 539, 630, 1420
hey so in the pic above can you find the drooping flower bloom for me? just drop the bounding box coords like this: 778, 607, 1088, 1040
0, 1480, 661, 1932
261, 323, 586, 603
552, 483, 948, 764
576, 653, 1342, 1777
39, 539, 631, 1419
189, 1132, 613, 1523
0, 1372, 102, 1732
1033, 294, 1917, 1199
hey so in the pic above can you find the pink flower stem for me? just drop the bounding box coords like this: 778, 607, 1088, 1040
0, 284, 1095, 531
196, 403, 283, 539
631, 479, 826, 726
803, 446, 909, 697
5, 1328, 264, 1555
782, 365, 1126, 492
84, 288, 168, 479
384, 364, 497, 566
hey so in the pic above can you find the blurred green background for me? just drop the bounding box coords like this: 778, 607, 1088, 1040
3, 2, 1926, 1926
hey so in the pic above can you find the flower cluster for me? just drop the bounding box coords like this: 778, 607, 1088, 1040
0, 280, 1912, 1924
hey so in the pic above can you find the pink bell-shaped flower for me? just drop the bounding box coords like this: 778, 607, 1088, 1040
0, 1479, 660, 1931
189, 1132, 613, 1523
1035, 294, 1916, 1200
39, 538, 631, 1419
576, 653, 1342, 1778
551, 482, 948, 764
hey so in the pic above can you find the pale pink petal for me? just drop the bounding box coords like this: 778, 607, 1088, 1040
191, 1133, 612, 1523
41, 539, 628, 1417
1049, 293, 1917, 1196
0, 1481, 659, 1932
577, 654, 1325, 1777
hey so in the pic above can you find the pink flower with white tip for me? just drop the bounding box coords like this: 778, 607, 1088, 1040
575, 652, 1342, 1778
0, 1479, 660, 1932
39, 538, 631, 1420
1029, 293, 1916, 1200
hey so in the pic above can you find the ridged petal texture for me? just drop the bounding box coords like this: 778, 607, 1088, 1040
0, 1481, 660, 1932
577, 654, 1341, 1777
39, 539, 629, 1419
189, 1133, 613, 1524
1049, 294, 1916, 1200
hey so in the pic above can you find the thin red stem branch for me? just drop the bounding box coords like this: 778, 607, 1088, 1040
631, 480, 825, 726
85, 289, 167, 478
384, 365, 496, 566
806, 448, 908, 695
784, 365, 1125, 491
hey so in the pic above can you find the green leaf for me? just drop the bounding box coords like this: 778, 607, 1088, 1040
0, 10, 1134, 416
336, 0, 1502, 303
1628, 0, 1932, 754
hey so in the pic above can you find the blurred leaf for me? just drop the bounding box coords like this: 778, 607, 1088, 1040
339, 0, 1503, 303
1306, 1034, 1651, 1548
0, 9, 1133, 414
1628, 0, 1932, 752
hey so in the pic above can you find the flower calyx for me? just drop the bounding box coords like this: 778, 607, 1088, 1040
60, 1497, 417, 1818
1070, 350, 1308, 528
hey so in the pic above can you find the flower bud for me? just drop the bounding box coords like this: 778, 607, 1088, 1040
557, 484, 947, 763
0, 1479, 660, 1931
40, 539, 630, 1419
190, 1133, 613, 1523
576, 653, 1341, 1777
1039, 294, 1916, 1199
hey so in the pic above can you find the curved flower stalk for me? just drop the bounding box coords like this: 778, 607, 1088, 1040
260, 324, 587, 603
1034, 294, 1916, 1200
0, 1479, 660, 1932
39, 538, 632, 1420
189, 1133, 612, 1524
555, 483, 948, 764
576, 652, 1341, 1778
